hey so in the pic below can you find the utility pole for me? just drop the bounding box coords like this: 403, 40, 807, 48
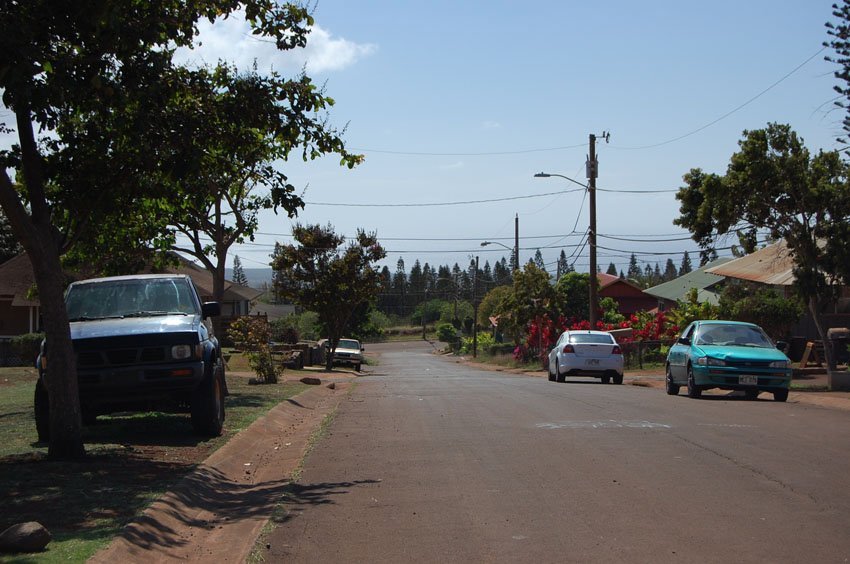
473, 255, 479, 357
514, 213, 519, 272
587, 133, 600, 328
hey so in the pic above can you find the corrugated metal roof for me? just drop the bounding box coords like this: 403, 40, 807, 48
644, 257, 732, 303
705, 241, 796, 286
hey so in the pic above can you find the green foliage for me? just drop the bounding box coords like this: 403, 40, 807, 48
718, 283, 804, 339
554, 271, 590, 321
271, 223, 386, 368
494, 263, 557, 344
436, 323, 458, 343
439, 300, 474, 327
0, 208, 21, 264
269, 316, 300, 344
599, 297, 625, 325
459, 331, 496, 354
477, 286, 511, 326
232, 256, 248, 287
226, 316, 280, 383
412, 298, 448, 325
667, 288, 720, 329
10, 332, 44, 365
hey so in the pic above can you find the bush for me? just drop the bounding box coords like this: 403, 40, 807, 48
226, 317, 281, 384
459, 331, 496, 354
436, 323, 458, 343
11, 333, 44, 365
270, 316, 299, 344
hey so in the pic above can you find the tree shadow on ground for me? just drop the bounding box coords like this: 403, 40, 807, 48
268, 479, 382, 525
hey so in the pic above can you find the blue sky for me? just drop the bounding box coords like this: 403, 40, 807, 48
6, 1, 843, 277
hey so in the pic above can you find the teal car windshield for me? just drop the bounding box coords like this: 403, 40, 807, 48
695, 324, 773, 348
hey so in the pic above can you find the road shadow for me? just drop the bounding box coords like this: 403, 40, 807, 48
269, 479, 382, 525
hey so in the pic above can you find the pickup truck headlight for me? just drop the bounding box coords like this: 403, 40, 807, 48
769, 360, 790, 369
171, 345, 193, 360
697, 356, 726, 366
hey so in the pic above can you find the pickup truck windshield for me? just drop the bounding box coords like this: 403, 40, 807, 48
66, 278, 199, 320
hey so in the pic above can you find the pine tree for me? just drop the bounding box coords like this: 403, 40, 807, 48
232, 255, 248, 286
664, 258, 678, 281
627, 253, 641, 281
556, 250, 570, 279
533, 249, 546, 271
606, 262, 617, 276
679, 251, 693, 276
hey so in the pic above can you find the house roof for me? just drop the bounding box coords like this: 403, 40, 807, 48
644, 257, 732, 305
705, 241, 796, 286
0, 254, 40, 306
597, 272, 644, 292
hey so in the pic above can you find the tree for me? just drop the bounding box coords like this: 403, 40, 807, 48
0, 0, 317, 459
606, 262, 618, 276
663, 259, 678, 281
557, 251, 571, 279
679, 251, 693, 276
533, 249, 546, 272
554, 272, 590, 321
674, 123, 850, 374
232, 256, 248, 287
718, 282, 804, 339
166, 63, 360, 303
493, 263, 555, 345
626, 254, 641, 281
0, 208, 22, 264
826, 0, 850, 153
392, 258, 407, 316
271, 224, 386, 370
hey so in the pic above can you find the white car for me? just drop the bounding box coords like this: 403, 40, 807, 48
332, 338, 364, 372
547, 330, 624, 384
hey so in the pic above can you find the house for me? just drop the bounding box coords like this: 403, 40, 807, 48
705, 241, 850, 345
644, 257, 732, 311
597, 273, 657, 316
0, 253, 263, 338
0, 254, 42, 338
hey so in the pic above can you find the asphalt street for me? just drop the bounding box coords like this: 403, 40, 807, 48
265, 341, 850, 563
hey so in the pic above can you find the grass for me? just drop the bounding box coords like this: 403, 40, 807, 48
0, 361, 309, 562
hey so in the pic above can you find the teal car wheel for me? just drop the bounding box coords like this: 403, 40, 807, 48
665, 365, 680, 396
687, 365, 702, 399
773, 389, 789, 402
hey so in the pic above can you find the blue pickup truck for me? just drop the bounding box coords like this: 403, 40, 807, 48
35, 274, 226, 440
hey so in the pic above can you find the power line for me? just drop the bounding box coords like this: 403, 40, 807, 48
304, 188, 584, 207
348, 143, 586, 157
609, 46, 826, 150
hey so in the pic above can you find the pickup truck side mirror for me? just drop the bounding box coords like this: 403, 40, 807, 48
202, 302, 221, 319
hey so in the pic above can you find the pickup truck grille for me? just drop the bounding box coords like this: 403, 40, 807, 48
78, 346, 168, 368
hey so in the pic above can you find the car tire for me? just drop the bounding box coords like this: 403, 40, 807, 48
556, 362, 565, 383
744, 389, 760, 400
686, 366, 702, 399
665, 365, 680, 396
547, 362, 555, 382
354, 363, 361, 372
612, 372, 623, 385
601, 373, 611, 385
192, 359, 225, 437
34, 381, 50, 443
773, 389, 789, 402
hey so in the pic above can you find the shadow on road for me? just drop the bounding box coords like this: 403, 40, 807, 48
269, 479, 382, 525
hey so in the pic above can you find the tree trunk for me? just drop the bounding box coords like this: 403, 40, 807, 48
31, 237, 86, 459
808, 297, 838, 379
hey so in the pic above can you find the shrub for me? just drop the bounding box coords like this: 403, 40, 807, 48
11, 333, 44, 365
436, 323, 458, 343
227, 316, 281, 384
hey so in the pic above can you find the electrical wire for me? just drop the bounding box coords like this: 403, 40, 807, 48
303, 188, 584, 207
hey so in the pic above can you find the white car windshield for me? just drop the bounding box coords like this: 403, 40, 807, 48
338, 339, 360, 349
569, 333, 614, 344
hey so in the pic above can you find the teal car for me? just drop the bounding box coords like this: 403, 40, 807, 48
665, 320, 792, 402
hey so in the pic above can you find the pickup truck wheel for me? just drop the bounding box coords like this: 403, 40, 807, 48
192, 360, 225, 437
354, 363, 361, 372
34, 381, 50, 442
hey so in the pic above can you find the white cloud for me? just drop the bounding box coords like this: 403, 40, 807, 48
482, 121, 501, 130
439, 161, 464, 171
175, 12, 376, 74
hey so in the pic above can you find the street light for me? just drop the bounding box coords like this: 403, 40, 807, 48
535, 170, 598, 328
481, 240, 517, 271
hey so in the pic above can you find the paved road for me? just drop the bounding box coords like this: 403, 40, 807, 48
266, 341, 850, 563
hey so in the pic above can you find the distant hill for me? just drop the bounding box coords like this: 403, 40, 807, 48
225, 267, 273, 290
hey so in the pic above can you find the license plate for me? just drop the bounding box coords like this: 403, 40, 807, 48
586, 359, 600, 366
739, 375, 758, 386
